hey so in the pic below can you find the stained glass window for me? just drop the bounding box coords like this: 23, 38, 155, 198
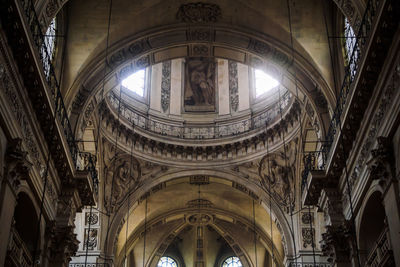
157, 256, 178, 267
222, 256, 242, 267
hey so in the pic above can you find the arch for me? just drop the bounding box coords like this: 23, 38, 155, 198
357, 187, 386, 264
12, 192, 40, 257
103, 170, 295, 265
116, 207, 283, 267
68, 24, 332, 143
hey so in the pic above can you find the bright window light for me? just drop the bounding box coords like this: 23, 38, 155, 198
255, 69, 279, 97
121, 69, 145, 97
222, 256, 242, 267
157, 256, 177, 267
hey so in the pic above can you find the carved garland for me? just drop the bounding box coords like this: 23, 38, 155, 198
229, 61, 239, 112
161, 60, 171, 113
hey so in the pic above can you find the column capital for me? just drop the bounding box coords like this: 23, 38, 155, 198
4, 138, 32, 193
321, 221, 353, 264
368, 136, 394, 191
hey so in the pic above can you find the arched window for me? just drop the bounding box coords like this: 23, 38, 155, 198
121, 69, 146, 97
254, 69, 279, 98
41, 17, 57, 78
344, 17, 359, 80
222, 256, 242, 267
157, 256, 178, 267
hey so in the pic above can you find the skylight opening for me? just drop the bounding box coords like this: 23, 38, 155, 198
255, 69, 279, 97
121, 69, 145, 97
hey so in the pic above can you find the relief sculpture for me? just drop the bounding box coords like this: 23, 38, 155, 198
103, 142, 141, 213
184, 57, 216, 112
259, 139, 298, 211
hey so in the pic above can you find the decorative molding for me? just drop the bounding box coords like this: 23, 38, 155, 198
187, 198, 213, 208
259, 138, 298, 211
161, 60, 171, 113
349, 62, 399, 190
176, 3, 222, 23
321, 222, 352, 264
190, 175, 210, 185
229, 61, 239, 112
302, 228, 314, 248
4, 139, 32, 192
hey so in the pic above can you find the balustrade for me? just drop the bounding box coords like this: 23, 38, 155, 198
108, 90, 292, 140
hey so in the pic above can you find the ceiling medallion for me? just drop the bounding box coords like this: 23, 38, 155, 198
176, 2, 222, 23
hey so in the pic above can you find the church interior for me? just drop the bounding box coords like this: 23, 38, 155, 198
0, 0, 399, 266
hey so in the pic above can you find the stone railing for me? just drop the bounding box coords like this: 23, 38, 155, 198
366, 227, 393, 267
108, 90, 292, 140
6, 227, 33, 267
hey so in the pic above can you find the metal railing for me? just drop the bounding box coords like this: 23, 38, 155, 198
288, 263, 332, 267
108, 90, 293, 140
18, 0, 98, 187
20, 0, 78, 164
322, 0, 378, 161
301, 150, 326, 193
302, 0, 379, 189
77, 152, 99, 194
69, 264, 110, 267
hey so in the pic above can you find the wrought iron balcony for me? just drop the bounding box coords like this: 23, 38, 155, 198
0, 0, 98, 204
302, 0, 399, 205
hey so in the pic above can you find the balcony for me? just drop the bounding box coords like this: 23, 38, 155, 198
366, 228, 394, 267
0, 0, 97, 205
302, 0, 399, 205
6, 227, 33, 267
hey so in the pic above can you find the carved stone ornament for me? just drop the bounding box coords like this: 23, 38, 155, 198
320, 222, 352, 264
103, 144, 141, 213
49, 226, 79, 264
85, 212, 99, 226
301, 212, 313, 225
4, 138, 32, 192
186, 199, 213, 208
302, 228, 315, 248
161, 61, 171, 112
259, 139, 298, 211
187, 213, 212, 225
368, 136, 394, 190
229, 61, 239, 112
84, 228, 98, 250
177, 2, 222, 23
